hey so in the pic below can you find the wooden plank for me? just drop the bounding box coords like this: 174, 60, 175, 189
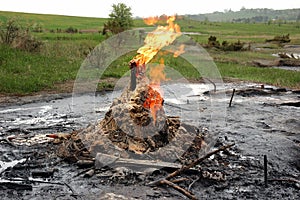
95, 153, 182, 169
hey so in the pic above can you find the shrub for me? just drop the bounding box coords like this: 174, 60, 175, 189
0, 18, 20, 45
207, 36, 247, 51
14, 31, 44, 52
0, 18, 43, 52
265, 34, 290, 43
208, 35, 220, 47
221, 40, 244, 51
31, 22, 44, 32
65, 26, 78, 33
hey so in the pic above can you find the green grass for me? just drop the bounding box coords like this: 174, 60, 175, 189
208, 49, 277, 64
0, 11, 148, 31
217, 62, 300, 88
0, 45, 81, 94
0, 11, 107, 30
178, 19, 300, 44
0, 11, 300, 94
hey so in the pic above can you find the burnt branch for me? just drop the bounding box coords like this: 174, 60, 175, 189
147, 143, 235, 200
129, 61, 137, 91
160, 179, 197, 200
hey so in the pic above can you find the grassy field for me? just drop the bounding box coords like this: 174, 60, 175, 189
0, 11, 299, 95
0, 11, 106, 30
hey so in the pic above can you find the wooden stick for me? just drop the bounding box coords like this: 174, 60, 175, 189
264, 155, 268, 188
166, 143, 235, 181
5, 177, 76, 195
146, 143, 234, 199
229, 89, 236, 107
161, 179, 197, 200
130, 61, 137, 91
164, 102, 193, 111
171, 178, 190, 183
95, 152, 182, 169
147, 143, 235, 185
204, 78, 216, 92
188, 177, 201, 190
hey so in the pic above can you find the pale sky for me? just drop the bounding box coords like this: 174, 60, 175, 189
1, 0, 300, 18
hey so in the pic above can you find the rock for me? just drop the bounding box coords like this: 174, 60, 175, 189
95, 153, 118, 169
99, 192, 133, 200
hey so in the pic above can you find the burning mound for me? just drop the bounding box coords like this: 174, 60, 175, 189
57, 15, 206, 164
76, 80, 205, 161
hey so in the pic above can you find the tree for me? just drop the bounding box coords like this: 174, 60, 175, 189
103, 3, 133, 35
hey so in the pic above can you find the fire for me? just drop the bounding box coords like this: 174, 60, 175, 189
149, 58, 168, 89
143, 58, 168, 122
143, 16, 159, 25
132, 15, 183, 123
132, 15, 182, 66
143, 85, 163, 123
173, 44, 185, 58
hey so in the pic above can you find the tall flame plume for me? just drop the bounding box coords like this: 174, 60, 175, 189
132, 15, 184, 122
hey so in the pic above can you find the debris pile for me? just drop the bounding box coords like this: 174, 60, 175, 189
66, 80, 206, 163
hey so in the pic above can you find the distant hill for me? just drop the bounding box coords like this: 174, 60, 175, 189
186, 8, 300, 23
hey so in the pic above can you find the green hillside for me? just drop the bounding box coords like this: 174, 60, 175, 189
187, 8, 300, 22
0, 11, 147, 31
0, 11, 107, 30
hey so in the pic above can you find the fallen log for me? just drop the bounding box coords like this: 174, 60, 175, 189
280, 101, 300, 107
77, 160, 95, 168
32, 169, 56, 178
95, 152, 182, 169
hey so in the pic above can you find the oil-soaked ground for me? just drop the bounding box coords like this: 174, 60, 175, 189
0, 82, 299, 199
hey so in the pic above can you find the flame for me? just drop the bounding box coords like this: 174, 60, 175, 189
173, 44, 185, 58
149, 58, 168, 88
143, 85, 163, 123
143, 16, 159, 25
132, 15, 183, 122
144, 59, 169, 122
132, 15, 182, 66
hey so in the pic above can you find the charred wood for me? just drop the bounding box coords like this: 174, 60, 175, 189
95, 152, 182, 169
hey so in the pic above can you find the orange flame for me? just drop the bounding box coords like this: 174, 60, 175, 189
144, 59, 169, 122
132, 15, 182, 66
173, 44, 185, 58
133, 16, 183, 123
149, 58, 168, 88
143, 85, 163, 123
143, 16, 159, 25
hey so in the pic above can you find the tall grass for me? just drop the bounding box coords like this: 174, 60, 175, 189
0, 45, 81, 94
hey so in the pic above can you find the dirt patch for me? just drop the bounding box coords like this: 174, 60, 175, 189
0, 78, 119, 106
